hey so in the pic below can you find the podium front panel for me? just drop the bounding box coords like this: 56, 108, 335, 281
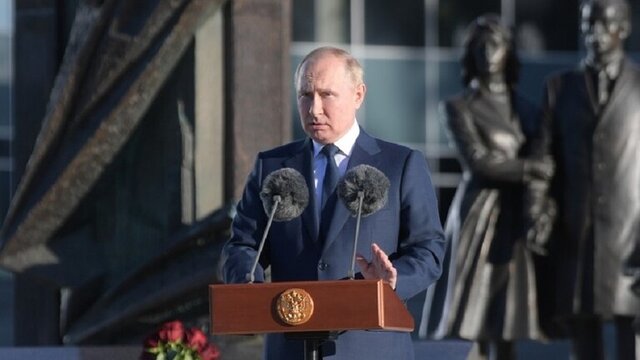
209, 280, 413, 335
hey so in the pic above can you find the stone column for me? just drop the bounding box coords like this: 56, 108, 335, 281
224, 0, 292, 201
194, 10, 225, 219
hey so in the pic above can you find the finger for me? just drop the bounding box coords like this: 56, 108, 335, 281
371, 243, 387, 261
380, 257, 395, 281
355, 255, 373, 279
355, 255, 368, 269
372, 247, 386, 277
372, 244, 397, 284
373, 245, 393, 280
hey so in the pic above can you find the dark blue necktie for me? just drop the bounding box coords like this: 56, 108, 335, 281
319, 144, 340, 241
321, 144, 340, 209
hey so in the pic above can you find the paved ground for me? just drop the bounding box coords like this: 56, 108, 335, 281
418, 339, 573, 360
0, 288, 618, 360
0, 340, 572, 359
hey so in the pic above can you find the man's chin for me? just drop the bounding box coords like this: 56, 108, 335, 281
307, 129, 329, 142
586, 43, 613, 57
311, 134, 334, 145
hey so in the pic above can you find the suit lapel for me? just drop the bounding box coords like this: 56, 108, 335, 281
598, 58, 633, 126
322, 130, 382, 253
283, 138, 318, 243
581, 66, 600, 115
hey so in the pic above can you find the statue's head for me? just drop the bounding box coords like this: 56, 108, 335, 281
461, 14, 519, 87
580, 0, 631, 62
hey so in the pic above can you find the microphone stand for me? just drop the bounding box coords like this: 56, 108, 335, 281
348, 191, 365, 280
292, 191, 361, 360
247, 195, 281, 283
254, 194, 337, 360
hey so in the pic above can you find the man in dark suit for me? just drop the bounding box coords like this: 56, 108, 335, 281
539, 0, 640, 358
222, 46, 446, 359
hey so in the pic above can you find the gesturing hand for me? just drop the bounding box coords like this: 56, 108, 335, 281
355, 243, 398, 290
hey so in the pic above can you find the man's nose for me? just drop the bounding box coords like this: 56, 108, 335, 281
484, 47, 493, 60
309, 93, 322, 115
589, 21, 606, 36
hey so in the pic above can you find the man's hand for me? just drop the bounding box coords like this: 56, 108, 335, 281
355, 243, 398, 289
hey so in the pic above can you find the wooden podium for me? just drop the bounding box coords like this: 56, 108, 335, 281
209, 279, 413, 359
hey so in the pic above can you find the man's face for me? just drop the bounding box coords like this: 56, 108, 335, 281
296, 54, 366, 145
581, 3, 629, 62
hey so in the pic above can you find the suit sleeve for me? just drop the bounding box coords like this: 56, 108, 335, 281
442, 100, 527, 183
531, 79, 557, 160
221, 156, 270, 284
392, 149, 446, 300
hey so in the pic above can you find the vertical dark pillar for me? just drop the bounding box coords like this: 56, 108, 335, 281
14, 273, 60, 344
9, 0, 66, 345
12, 0, 60, 192
224, 0, 292, 201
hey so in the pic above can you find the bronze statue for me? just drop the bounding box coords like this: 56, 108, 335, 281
422, 14, 552, 360
538, 0, 640, 358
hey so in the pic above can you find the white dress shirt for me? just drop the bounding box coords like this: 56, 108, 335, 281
312, 121, 360, 215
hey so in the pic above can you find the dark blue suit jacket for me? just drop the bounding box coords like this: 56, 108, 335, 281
222, 129, 445, 360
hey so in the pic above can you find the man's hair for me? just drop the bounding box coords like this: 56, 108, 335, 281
580, 0, 630, 19
294, 47, 364, 91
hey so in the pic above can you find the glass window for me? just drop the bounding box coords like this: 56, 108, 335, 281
290, 0, 595, 216
438, 0, 500, 47
364, 0, 424, 46
292, 0, 316, 42
0, 0, 13, 220
362, 58, 425, 143
0, 0, 13, 346
516, 0, 579, 52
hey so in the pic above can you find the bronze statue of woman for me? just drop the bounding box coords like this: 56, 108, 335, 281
424, 14, 553, 360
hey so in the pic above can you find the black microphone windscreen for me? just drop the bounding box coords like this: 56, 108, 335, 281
337, 164, 390, 217
260, 168, 309, 221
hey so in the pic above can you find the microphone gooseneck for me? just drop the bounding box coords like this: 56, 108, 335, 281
248, 195, 280, 283
337, 165, 390, 279
247, 168, 309, 283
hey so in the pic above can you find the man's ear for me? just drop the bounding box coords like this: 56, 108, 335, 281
355, 83, 366, 109
620, 19, 631, 40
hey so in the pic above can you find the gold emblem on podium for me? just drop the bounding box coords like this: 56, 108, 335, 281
276, 288, 314, 325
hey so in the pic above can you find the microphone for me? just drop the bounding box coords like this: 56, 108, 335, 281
247, 168, 309, 283
337, 164, 390, 280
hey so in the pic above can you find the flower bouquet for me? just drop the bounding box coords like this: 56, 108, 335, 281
141, 320, 220, 360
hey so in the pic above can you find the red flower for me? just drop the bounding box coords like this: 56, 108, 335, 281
199, 344, 221, 360
140, 320, 220, 360
186, 328, 208, 352
157, 320, 185, 342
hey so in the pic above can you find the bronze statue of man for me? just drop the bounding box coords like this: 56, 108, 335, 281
538, 0, 640, 358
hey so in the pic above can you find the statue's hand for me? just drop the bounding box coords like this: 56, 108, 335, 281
524, 157, 554, 182
525, 197, 557, 256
